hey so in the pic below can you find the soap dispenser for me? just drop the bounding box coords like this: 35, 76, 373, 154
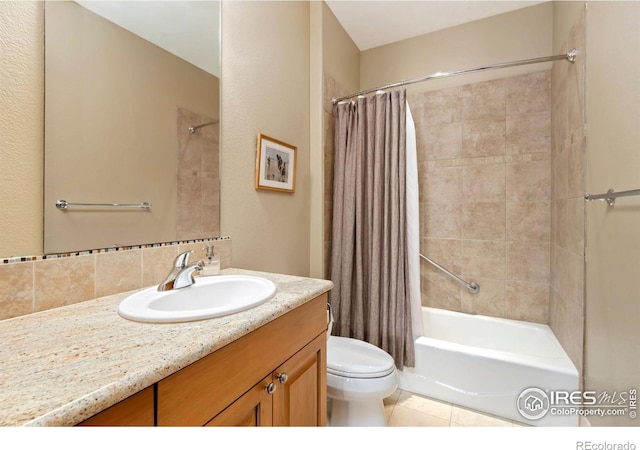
201, 244, 220, 276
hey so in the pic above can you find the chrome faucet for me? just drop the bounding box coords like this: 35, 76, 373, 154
157, 250, 204, 291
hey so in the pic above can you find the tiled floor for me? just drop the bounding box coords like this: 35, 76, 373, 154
383, 389, 526, 427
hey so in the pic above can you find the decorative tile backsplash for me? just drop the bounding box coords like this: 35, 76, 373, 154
0, 237, 231, 321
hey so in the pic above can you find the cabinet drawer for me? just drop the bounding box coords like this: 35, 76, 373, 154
157, 294, 327, 426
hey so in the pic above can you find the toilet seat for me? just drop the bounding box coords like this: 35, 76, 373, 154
327, 336, 395, 378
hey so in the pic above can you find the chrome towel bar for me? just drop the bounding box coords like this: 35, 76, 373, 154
55, 200, 152, 210
419, 253, 480, 294
584, 188, 640, 207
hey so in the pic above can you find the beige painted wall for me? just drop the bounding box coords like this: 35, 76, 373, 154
582, 1, 640, 426
44, 2, 219, 254
321, 2, 360, 279
221, 1, 311, 276
360, 2, 553, 95
0, 2, 44, 258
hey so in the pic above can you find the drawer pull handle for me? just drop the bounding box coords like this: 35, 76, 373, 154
265, 382, 276, 395
276, 372, 288, 384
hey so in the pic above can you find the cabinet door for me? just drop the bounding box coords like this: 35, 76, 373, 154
205, 375, 273, 427
78, 386, 155, 426
273, 332, 327, 426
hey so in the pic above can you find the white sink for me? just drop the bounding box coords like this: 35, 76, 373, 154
118, 275, 277, 323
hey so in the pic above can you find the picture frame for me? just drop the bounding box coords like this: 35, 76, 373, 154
255, 133, 297, 193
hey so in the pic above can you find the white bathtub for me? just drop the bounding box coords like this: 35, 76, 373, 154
397, 307, 579, 426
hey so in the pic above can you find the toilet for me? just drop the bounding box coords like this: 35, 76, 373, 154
326, 335, 398, 426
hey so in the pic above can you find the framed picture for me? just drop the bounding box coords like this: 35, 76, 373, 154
255, 134, 297, 193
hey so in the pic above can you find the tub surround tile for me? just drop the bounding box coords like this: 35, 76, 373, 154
0, 268, 333, 426
461, 202, 506, 241
505, 281, 550, 323
419, 86, 463, 126
507, 241, 550, 284
420, 165, 463, 203
462, 79, 505, 121
463, 163, 506, 202
506, 202, 550, 243
421, 122, 463, 161
462, 119, 505, 158
461, 240, 506, 280
506, 71, 551, 116
461, 277, 505, 318
506, 160, 551, 202
421, 203, 462, 239
506, 111, 551, 155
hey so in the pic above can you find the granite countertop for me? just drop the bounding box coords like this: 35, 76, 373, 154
0, 268, 333, 426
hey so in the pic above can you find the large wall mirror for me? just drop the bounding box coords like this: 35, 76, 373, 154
44, 1, 221, 254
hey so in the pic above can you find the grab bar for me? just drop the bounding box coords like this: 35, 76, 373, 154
419, 253, 480, 294
584, 188, 640, 207
55, 200, 151, 210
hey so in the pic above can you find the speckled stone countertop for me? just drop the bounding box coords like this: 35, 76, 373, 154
0, 268, 333, 426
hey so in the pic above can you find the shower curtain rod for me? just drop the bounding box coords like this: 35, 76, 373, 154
332, 49, 577, 104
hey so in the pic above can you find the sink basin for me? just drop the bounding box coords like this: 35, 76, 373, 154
118, 275, 277, 323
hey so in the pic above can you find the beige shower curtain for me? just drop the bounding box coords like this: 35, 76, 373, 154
330, 89, 414, 369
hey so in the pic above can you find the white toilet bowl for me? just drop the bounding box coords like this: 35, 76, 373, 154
326, 335, 398, 426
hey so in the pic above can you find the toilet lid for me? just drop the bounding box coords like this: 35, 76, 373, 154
327, 336, 396, 378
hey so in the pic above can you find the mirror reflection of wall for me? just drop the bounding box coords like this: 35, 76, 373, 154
43, 1, 220, 254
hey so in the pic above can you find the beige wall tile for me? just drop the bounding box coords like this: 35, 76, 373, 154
506, 70, 551, 115
506, 111, 551, 155
420, 122, 462, 160
567, 128, 585, 198
0, 262, 34, 320
553, 145, 569, 200
34, 255, 95, 312
461, 277, 505, 318
421, 270, 462, 311
420, 86, 463, 125
95, 250, 142, 298
462, 79, 505, 121
565, 197, 585, 255
463, 163, 505, 202
462, 240, 506, 279
462, 119, 505, 158
506, 160, 551, 202
505, 281, 550, 323
142, 245, 180, 288
461, 202, 505, 240
420, 203, 462, 239
420, 166, 463, 203
507, 241, 550, 284
506, 202, 550, 242
421, 238, 462, 274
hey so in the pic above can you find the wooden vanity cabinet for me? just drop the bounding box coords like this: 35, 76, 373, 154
78, 386, 154, 426
205, 332, 326, 427
157, 293, 328, 426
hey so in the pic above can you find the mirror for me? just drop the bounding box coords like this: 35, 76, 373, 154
43, 1, 220, 254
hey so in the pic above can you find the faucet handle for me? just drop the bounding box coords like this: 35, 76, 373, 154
173, 250, 193, 269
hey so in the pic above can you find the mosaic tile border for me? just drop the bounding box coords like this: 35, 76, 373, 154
1, 236, 231, 265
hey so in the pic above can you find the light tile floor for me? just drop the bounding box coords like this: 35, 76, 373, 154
383, 389, 527, 427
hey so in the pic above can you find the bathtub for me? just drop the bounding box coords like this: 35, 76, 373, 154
397, 307, 579, 426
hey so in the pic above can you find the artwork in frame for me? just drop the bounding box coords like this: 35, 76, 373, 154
255, 133, 297, 193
